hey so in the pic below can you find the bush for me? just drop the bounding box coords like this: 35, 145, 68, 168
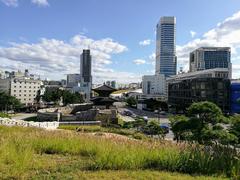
0, 112, 11, 118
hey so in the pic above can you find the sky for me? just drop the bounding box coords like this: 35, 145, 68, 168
1, 0, 240, 83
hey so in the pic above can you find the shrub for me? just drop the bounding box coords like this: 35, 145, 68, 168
0, 112, 11, 118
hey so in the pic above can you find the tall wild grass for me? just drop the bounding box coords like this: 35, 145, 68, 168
0, 125, 239, 178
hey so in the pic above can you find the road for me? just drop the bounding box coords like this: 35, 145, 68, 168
115, 102, 174, 140
13, 113, 37, 120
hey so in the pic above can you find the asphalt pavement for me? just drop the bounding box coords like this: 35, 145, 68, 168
13, 113, 37, 120
115, 103, 174, 140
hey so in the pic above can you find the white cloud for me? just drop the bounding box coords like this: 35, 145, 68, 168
1, 0, 18, 7
177, 10, 240, 78
1, 0, 50, 7
190, 30, 196, 38
31, 0, 49, 6
149, 53, 155, 61
0, 35, 139, 83
133, 59, 146, 65
139, 39, 151, 46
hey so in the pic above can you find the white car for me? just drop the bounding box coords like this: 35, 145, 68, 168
143, 116, 148, 121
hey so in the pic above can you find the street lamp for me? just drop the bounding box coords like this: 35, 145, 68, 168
158, 107, 162, 124
155, 107, 162, 124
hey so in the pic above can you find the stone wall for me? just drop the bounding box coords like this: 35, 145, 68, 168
95, 109, 118, 126
37, 111, 60, 122
0, 117, 59, 130
37, 104, 118, 124
75, 109, 98, 121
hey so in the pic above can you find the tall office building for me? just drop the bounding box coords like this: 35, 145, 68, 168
80, 49, 92, 101
189, 47, 231, 78
156, 16, 177, 77
80, 49, 92, 83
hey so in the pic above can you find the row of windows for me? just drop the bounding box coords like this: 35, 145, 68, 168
14, 94, 35, 97
18, 98, 33, 101
13, 90, 36, 93
13, 86, 39, 88
13, 81, 40, 85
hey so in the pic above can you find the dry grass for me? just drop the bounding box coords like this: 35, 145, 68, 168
0, 125, 237, 179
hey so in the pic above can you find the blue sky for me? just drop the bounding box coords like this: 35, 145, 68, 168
1, 0, 240, 83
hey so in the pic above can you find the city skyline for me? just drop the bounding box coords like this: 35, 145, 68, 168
1, 0, 240, 83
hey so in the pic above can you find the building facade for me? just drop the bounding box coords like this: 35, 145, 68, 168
189, 47, 231, 78
230, 80, 240, 114
10, 78, 42, 106
156, 16, 177, 77
67, 74, 80, 87
79, 49, 92, 101
142, 74, 166, 95
0, 77, 42, 106
80, 49, 92, 83
167, 69, 231, 113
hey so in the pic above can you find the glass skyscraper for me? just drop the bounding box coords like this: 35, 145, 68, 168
80, 49, 92, 83
79, 49, 92, 101
155, 16, 177, 77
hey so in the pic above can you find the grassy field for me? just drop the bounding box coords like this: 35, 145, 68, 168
59, 125, 147, 140
0, 125, 237, 179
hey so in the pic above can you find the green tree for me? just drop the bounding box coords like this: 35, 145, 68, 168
133, 118, 146, 131
170, 115, 191, 142
170, 101, 237, 145
42, 88, 84, 105
143, 120, 165, 139
186, 101, 224, 144
62, 91, 84, 105
125, 97, 137, 107
0, 91, 22, 111
229, 115, 240, 145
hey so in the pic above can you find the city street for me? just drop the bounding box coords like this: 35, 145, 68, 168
115, 102, 174, 140
13, 113, 37, 120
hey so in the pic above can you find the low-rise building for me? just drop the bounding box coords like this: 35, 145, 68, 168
167, 68, 230, 113
10, 78, 42, 106
0, 69, 42, 106
142, 74, 166, 96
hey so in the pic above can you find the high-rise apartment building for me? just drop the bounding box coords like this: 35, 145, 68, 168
156, 16, 177, 77
189, 47, 231, 78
